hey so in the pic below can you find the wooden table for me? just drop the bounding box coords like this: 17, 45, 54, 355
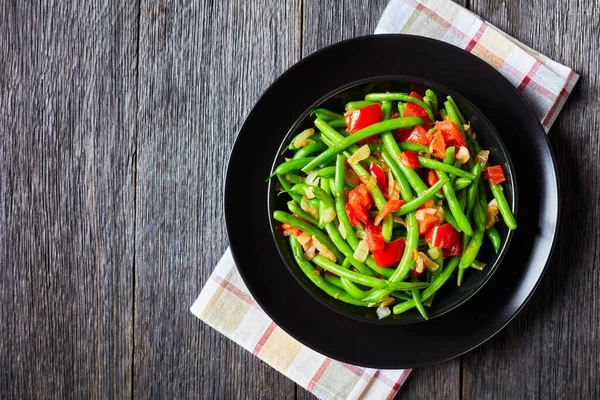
2, 0, 599, 398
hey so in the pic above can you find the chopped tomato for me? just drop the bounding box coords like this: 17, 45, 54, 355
347, 184, 373, 225
442, 241, 463, 257
405, 125, 430, 146
372, 239, 406, 267
399, 151, 421, 169
364, 221, 385, 252
418, 199, 436, 210
404, 101, 430, 123
427, 169, 439, 187
409, 91, 424, 101
369, 162, 387, 193
344, 104, 383, 134
374, 199, 405, 226
429, 131, 446, 159
425, 224, 461, 248
392, 128, 412, 142
435, 120, 467, 148
418, 213, 438, 235
281, 223, 303, 237
345, 202, 362, 227
483, 165, 506, 184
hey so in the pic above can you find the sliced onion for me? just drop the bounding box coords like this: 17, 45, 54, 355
393, 216, 406, 226
284, 157, 293, 162
338, 222, 347, 239
419, 251, 440, 271
303, 185, 315, 199
380, 296, 395, 308
376, 305, 391, 319
356, 230, 366, 239
463, 122, 471, 133
301, 195, 318, 218
293, 128, 315, 148
313, 237, 337, 263
305, 170, 320, 186
304, 242, 317, 260
360, 174, 377, 191
456, 146, 470, 164
415, 208, 436, 220
353, 239, 369, 262
427, 247, 441, 260
387, 170, 400, 201
435, 206, 445, 222
296, 232, 311, 246
476, 150, 490, 170
283, 230, 293, 237
486, 198, 499, 229
321, 207, 336, 224
347, 144, 370, 165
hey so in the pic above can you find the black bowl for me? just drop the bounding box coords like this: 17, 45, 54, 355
268, 76, 517, 324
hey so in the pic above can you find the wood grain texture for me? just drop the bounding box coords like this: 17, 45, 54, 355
463, 0, 600, 399
133, 0, 301, 398
0, 0, 137, 398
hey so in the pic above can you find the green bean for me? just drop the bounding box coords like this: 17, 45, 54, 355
328, 119, 346, 129
389, 212, 419, 282
398, 102, 405, 117
444, 100, 465, 138
367, 143, 386, 152
289, 236, 369, 306
412, 280, 429, 320
334, 154, 345, 197
418, 157, 475, 179
277, 174, 301, 203
454, 178, 472, 191
293, 142, 327, 159
268, 157, 316, 180
345, 100, 377, 111
490, 182, 517, 230
442, 205, 462, 232
288, 183, 335, 209
365, 93, 434, 122
436, 170, 473, 236
361, 288, 394, 303
423, 97, 433, 115
446, 96, 466, 126
458, 188, 467, 211
487, 226, 502, 253
314, 117, 345, 143
428, 127, 437, 135
310, 108, 344, 121
393, 257, 460, 314
321, 133, 336, 148
425, 89, 438, 114
471, 260, 486, 271
323, 274, 346, 290
399, 142, 431, 153
273, 211, 345, 262
465, 162, 482, 218
312, 255, 416, 290
381, 151, 414, 201
396, 177, 449, 215
302, 117, 424, 172
444, 146, 455, 164
473, 193, 486, 231
341, 277, 372, 299
284, 173, 304, 185
458, 226, 485, 272
423, 245, 443, 307
316, 166, 336, 178
324, 223, 376, 277
395, 158, 429, 195
287, 201, 319, 226
439, 108, 447, 119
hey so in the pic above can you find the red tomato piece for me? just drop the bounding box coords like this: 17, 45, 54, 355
427, 169, 439, 187
405, 125, 430, 146
442, 241, 463, 257
483, 165, 506, 184
281, 223, 303, 237
404, 102, 430, 123
429, 131, 446, 160
418, 213, 438, 235
425, 223, 461, 248
435, 120, 467, 148
374, 199, 405, 226
364, 221, 385, 252
409, 91, 424, 101
372, 239, 406, 267
348, 184, 373, 210
369, 162, 387, 193
418, 199, 436, 210
399, 151, 421, 169
345, 202, 362, 227
392, 128, 412, 142
344, 104, 383, 134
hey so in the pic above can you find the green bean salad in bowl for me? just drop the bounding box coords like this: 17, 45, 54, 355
269, 80, 517, 322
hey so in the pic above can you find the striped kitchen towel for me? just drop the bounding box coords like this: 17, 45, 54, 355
191, 1, 578, 399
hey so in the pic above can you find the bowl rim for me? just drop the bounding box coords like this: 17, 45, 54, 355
267, 74, 518, 325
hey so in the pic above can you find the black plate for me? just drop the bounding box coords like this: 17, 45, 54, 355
225, 35, 559, 368
267, 77, 517, 324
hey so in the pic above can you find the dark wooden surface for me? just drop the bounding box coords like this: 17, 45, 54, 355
1, 0, 598, 399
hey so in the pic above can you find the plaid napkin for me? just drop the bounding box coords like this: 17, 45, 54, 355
191, 1, 579, 399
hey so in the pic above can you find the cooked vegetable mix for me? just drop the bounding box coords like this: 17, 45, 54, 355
271, 89, 516, 319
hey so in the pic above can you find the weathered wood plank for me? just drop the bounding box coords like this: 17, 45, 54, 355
463, 1, 600, 399
133, 0, 302, 398
0, 0, 138, 398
